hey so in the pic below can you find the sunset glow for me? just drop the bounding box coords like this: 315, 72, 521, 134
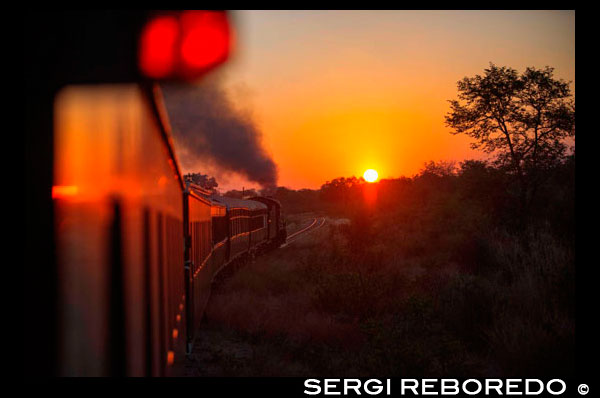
208, 10, 575, 190
364, 169, 378, 183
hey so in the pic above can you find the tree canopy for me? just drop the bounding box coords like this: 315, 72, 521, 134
184, 173, 219, 190
445, 63, 574, 175
445, 64, 575, 218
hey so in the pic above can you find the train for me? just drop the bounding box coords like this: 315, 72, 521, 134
51, 84, 286, 376
53, 72, 286, 376
25, 11, 286, 376
184, 185, 286, 358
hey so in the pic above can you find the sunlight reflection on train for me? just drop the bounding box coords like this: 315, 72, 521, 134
53, 84, 185, 375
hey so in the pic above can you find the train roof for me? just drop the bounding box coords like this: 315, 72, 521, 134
207, 197, 226, 209
187, 184, 222, 208
247, 196, 282, 208
211, 195, 268, 211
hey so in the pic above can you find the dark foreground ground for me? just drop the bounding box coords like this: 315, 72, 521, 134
185, 209, 574, 377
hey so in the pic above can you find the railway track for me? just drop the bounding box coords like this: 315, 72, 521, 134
281, 217, 326, 247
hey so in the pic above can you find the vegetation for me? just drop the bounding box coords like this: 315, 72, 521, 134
184, 172, 219, 191
445, 63, 575, 223
185, 64, 575, 378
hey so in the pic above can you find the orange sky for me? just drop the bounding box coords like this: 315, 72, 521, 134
188, 10, 575, 191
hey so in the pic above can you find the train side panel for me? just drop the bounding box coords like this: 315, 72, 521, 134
249, 210, 268, 247
210, 204, 229, 274
53, 84, 185, 376
268, 206, 277, 240
228, 208, 250, 260
248, 196, 286, 245
185, 192, 211, 349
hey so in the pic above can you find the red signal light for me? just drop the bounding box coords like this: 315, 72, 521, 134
138, 11, 232, 81
139, 16, 179, 79
180, 11, 230, 71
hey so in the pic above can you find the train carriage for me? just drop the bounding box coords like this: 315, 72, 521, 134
249, 204, 269, 249
211, 196, 269, 261
26, 10, 288, 377
210, 198, 229, 275
183, 186, 211, 352
184, 184, 232, 350
53, 84, 187, 376
248, 196, 287, 245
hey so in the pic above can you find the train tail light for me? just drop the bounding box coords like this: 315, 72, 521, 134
139, 10, 232, 81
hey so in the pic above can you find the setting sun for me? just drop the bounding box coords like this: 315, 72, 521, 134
363, 169, 378, 183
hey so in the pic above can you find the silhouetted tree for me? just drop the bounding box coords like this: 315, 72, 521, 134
320, 176, 365, 205
419, 160, 458, 177
184, 173, 219, 190
271, 187, 322, 214
445, 63, 575, 221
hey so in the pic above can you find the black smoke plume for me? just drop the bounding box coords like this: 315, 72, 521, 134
161, 80, 278, 188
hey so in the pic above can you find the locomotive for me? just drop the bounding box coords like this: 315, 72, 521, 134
25, 11, 286, 376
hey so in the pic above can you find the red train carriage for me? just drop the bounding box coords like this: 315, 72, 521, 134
25, 10, 233, 376
53, 84, 187, 376
183, 183, 230, 351
26, 10, 287, 377
209, 198, 230, 276
183, 186, 287, 351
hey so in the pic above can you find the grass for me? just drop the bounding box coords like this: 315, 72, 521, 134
186, 204, 574, 377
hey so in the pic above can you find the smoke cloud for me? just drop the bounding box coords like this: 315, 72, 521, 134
161, 80, 278, 188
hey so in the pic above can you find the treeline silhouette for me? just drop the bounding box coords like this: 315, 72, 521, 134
273, 155, 573, 238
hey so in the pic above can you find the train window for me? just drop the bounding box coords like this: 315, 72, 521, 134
211, 216, 227, 243
249, 214, 264, 231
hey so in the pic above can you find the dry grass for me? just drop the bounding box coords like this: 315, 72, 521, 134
187, 205, 574, 377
